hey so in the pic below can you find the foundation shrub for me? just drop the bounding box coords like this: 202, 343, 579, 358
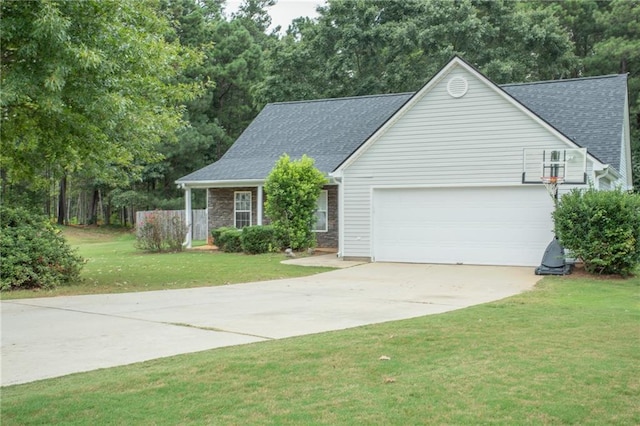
215, 228, 243, 253
553, 188, 640, 276
241, 225, 278, 254
211, 226, 234, 245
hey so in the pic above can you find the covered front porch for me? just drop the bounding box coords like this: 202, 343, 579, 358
180, 183, 339, 250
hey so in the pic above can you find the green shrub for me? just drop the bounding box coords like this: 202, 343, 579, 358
264, 154, 328, 250
242, 225, 278, 254
135, 211, 187, 253
216, 228, 243, 253
211, 226, 234, 246
553, 188, 640, 276
0, 206, 84, 290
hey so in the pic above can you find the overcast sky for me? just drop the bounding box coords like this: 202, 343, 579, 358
226, 0, 325, 33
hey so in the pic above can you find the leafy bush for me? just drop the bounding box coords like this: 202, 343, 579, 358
211, 226, 234, 245
215, 228, 243, 253
135, 212, 187, 252
0, 206, 84, 290
553, 188, 640, 276
242, 225, 278, 254
264, 154, 328, 250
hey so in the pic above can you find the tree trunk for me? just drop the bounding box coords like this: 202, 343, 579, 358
619, 57, 627, 74
89, 188, 99, 225
77, 192, 83, 225
57, 175, 67, 225
104, 196, 111, 226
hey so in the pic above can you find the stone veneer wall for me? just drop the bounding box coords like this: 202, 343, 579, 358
315, 185, 338, 249
207, 185, 338, 249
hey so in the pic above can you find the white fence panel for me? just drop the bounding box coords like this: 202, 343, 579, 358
136, 210, 207, 240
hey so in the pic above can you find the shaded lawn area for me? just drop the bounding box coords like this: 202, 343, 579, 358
1, 276, 638, 425
1, 226, 333, 299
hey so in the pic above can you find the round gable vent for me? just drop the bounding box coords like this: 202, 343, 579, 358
447, 76, 468, 98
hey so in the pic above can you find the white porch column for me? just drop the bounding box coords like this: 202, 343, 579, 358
184, 186, 192, 248
257, 185, 263, 226
205, 189, 209, 244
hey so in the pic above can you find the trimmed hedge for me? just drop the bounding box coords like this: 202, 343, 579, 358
242, 225, 278, 254
1, 206, 84, 290
211, 226, 234, 245
553, 188, 640, 276
214, 227, 243, 253
212, 226, 280, 254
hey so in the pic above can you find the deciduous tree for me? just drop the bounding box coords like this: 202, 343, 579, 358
1, 0, 202, 220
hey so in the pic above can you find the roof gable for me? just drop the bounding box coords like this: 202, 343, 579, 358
335, 56, 610, 173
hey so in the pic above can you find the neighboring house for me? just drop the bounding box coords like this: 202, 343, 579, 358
177, 56, 632, 266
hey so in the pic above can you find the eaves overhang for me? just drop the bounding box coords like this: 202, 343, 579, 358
177, 176, 340, 190
176, 179, 265, 189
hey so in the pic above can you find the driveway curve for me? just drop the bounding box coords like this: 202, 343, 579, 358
1, 263, 540, 386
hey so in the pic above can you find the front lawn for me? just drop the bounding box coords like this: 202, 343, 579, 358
1, 276, 638, 424
0, 227, 333, 299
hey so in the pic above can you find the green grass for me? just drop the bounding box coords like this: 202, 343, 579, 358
0, 226, 333, 299
2, 276, 638, 425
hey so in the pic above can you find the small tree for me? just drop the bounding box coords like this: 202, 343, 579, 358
264, 154, 328, 251
553, 188, 640, 276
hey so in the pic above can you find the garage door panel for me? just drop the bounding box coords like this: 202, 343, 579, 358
372, 187, 553, 266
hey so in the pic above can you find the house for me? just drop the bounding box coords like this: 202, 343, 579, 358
177, 56, 633, 266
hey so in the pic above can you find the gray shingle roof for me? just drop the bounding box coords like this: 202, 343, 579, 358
502, 74, 627, 170
177, 93, 412, 183
178, 74, 627, 184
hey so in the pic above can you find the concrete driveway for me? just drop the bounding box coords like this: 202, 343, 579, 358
1, 263, 539, 386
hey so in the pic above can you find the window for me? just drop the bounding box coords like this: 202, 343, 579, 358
234, 191, 251, 228
313, 190, 328, 232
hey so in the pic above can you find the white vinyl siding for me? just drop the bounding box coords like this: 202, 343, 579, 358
342, 65, 594, 259
234, 191, 251, 228
598, 178, 613, 191
313, 190, 328, 232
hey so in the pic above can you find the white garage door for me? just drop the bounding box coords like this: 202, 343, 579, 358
372, 186, 555, 266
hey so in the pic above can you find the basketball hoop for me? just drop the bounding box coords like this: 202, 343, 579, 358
541, 176, 564, 201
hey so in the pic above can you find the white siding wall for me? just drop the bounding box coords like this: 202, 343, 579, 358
619, 135, 627, 183
598, 178, 613, 191
617, 126, 630, 190
342, 65, 594, 258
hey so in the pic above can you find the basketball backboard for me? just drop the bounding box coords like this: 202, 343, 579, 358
522, 148, 587, 184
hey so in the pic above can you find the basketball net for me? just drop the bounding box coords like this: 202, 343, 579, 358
541, 176, 564, 203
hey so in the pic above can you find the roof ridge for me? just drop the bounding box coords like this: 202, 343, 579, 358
269, 92, 414, 106
501, 73, 625, 88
